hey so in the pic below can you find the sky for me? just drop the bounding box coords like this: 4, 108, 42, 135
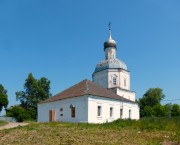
0, 0, 180, 115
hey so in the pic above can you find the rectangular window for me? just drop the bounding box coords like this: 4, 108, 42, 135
97, 106, 102, 116
129, 109, 131, 119
120, 109, 123, 118
60, 108, 63, 111
110, 107, 113, 117
71, 107, 75, 118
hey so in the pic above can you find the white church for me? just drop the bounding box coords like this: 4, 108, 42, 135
38, 26, 139, 123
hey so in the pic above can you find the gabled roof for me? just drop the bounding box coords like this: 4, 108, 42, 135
40, 79, 133, 104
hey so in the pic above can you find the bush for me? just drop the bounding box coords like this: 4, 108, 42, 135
6, 106, 30, 122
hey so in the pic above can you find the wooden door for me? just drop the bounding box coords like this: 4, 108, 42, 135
49, 110, 55, 122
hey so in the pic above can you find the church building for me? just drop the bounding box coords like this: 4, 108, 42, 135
38, 26, 139, 123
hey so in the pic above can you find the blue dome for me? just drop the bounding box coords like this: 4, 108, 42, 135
94, 58, 127, 73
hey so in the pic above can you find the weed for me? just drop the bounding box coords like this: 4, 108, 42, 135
0, 117, 179, 144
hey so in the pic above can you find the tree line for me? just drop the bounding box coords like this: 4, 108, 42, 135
0, 74, 180, 122
0, 73, 51, 122
138, 88, 180, 118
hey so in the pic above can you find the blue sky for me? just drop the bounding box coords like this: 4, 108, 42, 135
0, 0, 180, 115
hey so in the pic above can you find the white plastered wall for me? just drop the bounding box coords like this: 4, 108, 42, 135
38, 96, 88, 122
108, 69, 130, 90
116, 88, 135, 102
93, 69, 131, 91
93, 68, 135, 102
38, 95, 139, 123
92, 69, 108, 88
87, 95, 139, 123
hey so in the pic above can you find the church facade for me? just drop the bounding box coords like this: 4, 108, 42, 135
38, 27, 139, 123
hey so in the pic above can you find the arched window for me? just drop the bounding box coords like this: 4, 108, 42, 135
71, 107, 75, 118
110, 107, 113, 117
120, 109, 123, 118
97, 106, 102, 116
112, 74, 118, 86
129, 109, 131, 119
124, 78, 126, 88
113, 77, 117, 86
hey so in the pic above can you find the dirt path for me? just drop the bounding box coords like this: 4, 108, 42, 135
0, 122, 28, 130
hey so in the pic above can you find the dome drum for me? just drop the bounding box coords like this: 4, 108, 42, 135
94, 58, 127, 73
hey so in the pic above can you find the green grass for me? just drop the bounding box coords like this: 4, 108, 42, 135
102, 116, 180, 131
0, 117, 180, 145
0, 121, 7, 126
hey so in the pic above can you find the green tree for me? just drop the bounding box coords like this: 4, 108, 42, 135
171, 104, 180, 117
0, 84, 9, 113
6, 106, 30, 122
143, 106, 154, 117
138, 88, 165, 117
164, 103, 173, 117
142, 104, 167, 117
16, 73, 51, 120
153, 104, 167, 117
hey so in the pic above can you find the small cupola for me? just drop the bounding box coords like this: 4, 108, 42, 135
104, 23, 117, 50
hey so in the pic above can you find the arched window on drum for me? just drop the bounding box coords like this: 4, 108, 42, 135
124, 77, 127, 88
112, 74, 118, 86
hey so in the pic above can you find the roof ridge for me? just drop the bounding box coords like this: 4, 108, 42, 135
84, 80, 90, 93
55, 79, 88, 95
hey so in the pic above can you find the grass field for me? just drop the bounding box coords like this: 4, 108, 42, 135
0, 117, 180, 145
0, 121, 7, 127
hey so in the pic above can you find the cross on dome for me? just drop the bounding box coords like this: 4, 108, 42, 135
104, 23, 117, 50
108, 22, 112, 39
